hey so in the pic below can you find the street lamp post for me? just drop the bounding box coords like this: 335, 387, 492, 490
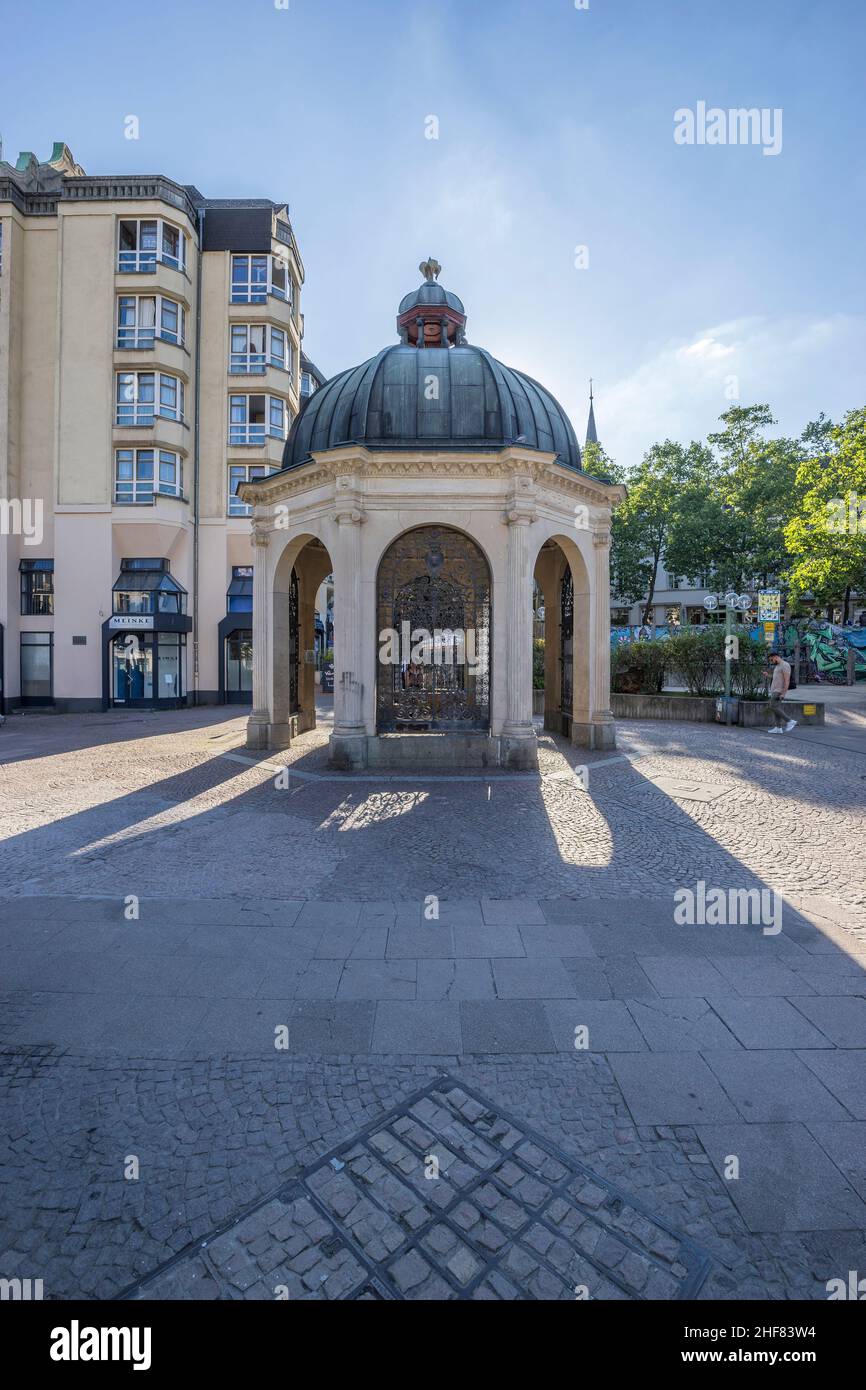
704, 590, 753, 726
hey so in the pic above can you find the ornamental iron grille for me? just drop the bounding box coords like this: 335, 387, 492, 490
376, 526, 491, 731
560, 562, 574, 733
288, 567, 300, 714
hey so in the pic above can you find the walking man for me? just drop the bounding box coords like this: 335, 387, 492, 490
766, 653, 797, 734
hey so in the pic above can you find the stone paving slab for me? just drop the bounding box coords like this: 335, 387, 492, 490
128, 1077, 713, 1300
797, 1050, 866, 1119
609, 1054, 741, 1125
700, 1050, 851, 1123
696, 1123, 866, 1233
807, 1123, 866, 1202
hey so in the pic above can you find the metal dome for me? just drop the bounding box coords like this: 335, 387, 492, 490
282, 344, 583, 471
397, 282, 466, 316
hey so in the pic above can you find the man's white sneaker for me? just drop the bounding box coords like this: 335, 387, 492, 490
767, 726, 782, 734
784, 719, 798, 732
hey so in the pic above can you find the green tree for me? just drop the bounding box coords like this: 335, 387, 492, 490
665, 404, 801, 592
784, 408, 866, 622
613, 440, 714, 621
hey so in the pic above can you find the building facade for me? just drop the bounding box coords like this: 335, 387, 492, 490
0, 142, 306, 712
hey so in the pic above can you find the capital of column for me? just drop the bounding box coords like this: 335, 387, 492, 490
333, 475, 364, 526
252, 525, 271, 548
504, 475, 537, 527
592, 528, 611, 549
504, 506, 535, 526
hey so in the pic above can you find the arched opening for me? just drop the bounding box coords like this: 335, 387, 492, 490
376, 524, 491, 731
270, 533, 334, 746
533, 535, 591, 740
559, 562, 574, 738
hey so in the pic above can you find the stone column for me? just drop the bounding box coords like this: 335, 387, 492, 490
247, 524, 271, 750
589, 528, 616, 749
501, 491, 538, 769
330, 481, 367, 769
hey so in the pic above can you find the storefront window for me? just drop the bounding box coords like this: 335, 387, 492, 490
158, 634, 185, 698
111, 632, 186, 703
226, 632, 253, 697
112, 634, 154, 702
21, 632, 53, 702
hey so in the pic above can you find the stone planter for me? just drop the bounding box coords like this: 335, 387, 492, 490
611, 691, 826, 728
739, 698, 825, 727
611, 693, 717, 722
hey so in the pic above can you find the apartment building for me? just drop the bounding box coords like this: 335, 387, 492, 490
0, 141, 313, 712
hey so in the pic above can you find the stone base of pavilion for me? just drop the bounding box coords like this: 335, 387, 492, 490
328, 729, 540, 772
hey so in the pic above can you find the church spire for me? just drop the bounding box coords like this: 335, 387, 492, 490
585, 378, 598, 447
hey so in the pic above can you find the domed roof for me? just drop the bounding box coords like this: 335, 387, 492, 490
282, 263, 583, 473
283, 344, 583, 471
398, 281, 466, 316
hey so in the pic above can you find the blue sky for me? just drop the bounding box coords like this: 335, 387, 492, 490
3, 0, 864, 465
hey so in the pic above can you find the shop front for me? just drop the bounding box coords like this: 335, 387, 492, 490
218, 566, 253, 704
102, 559, 192, 710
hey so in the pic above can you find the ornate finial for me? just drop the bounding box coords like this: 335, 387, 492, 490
419, 257, 441, 282
589, 376, 594, 402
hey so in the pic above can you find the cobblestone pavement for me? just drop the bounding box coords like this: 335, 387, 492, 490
0, 704, 864, 1300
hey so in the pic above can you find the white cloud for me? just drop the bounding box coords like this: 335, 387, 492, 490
599, 314, 864, 468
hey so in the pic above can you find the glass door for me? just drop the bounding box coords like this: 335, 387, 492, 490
225, 631, 253, 703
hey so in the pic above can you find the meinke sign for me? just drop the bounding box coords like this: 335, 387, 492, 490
108, 615, 154, 630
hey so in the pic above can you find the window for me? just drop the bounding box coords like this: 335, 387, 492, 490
270, 396, 286, 437
225, 632, 253, 697
116, 372, 184, 425
269, 327, 287, 370
112, 632, 186, 702
116, 295, 184, 349
228, 463, 275, 516
117, 218, 186, 273
230, 254, 291, 304
112, 559, 187, 615
20, 632, 53, 704
227, 566, 253, 612
20, 559, 54, 615
229, 394, 288, 444
115, 449, 182, 503
229, 324, 266, 374
20, 630, 53, 696
301, 371, 317, 398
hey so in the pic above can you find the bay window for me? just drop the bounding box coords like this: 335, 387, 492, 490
229, 393, 288, 444
228, 463, 276, 517
117, 218, 186, 273
115, 449, 183, 503
231, 254, 293, 304
228, 324, 288, 373
116, 372, 185, 426
117, 294, 184, 348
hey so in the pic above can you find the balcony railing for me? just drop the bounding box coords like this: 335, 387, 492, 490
230, 280, 288, 305
115, 403, 184, 427
114, 480, 183, 504
117, 249, 184, 275
229, 352, 267, 375
229, 422, 286, 446
117, 326, 183, 350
